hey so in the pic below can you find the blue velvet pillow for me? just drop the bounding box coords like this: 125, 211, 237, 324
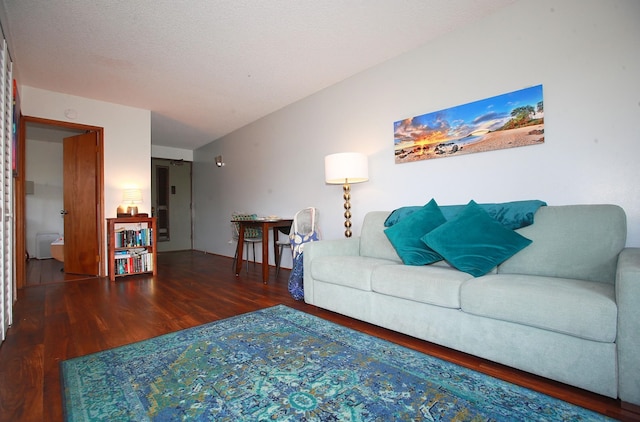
384, 199, 446, 265
421, 200, 532, 277
385, 200, 547, 230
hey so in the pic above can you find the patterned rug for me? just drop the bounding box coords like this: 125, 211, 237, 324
61, 305, 611, 421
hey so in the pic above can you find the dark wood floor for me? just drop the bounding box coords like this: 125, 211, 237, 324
1, 251, 639, 421
25, 258, 98, 286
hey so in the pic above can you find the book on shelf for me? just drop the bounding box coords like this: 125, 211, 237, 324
114, 228, 153, 248
109, 217, 156, 280
114, 250, 152, 275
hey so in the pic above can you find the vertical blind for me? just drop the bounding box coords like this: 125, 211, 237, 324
0, 39, 13, 342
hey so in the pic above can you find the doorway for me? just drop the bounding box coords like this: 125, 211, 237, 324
151, 158, 193, 252
16, 117, 105, 288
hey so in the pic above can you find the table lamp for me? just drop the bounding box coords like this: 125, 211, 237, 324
122, 188, 142, 216
324, 152, 369, 238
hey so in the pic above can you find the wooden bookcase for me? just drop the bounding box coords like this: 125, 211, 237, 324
107, 216, 157, 281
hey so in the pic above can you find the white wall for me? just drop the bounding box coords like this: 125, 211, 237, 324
193, 0, 640, 270
25, 139, 63, 257
20, 86, 151, 273
151, 145, 193, 161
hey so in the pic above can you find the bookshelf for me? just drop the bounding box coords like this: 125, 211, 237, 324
107, 216, 157, 282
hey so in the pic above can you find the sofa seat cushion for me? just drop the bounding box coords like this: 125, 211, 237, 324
372, 265, 474, 309
310, 256, 396, 291
460, 274, 617, 342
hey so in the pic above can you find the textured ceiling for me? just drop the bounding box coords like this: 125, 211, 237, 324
1, 0, 515, 150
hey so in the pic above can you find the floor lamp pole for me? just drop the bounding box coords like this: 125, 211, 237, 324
343, 181, 352, 238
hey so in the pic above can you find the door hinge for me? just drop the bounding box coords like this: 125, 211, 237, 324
96, 255, 100, 263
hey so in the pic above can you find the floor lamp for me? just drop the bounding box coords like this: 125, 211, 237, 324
324, 152, 369, 238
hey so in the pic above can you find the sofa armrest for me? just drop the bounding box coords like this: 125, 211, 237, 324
616, 247, 640, 406
303, 238, 360, 304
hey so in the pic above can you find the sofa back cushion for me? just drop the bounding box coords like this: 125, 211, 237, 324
360, 211, 402, 262
498, 204, 626, 284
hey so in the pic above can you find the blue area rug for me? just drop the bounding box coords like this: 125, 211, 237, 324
61, 305, 611, 421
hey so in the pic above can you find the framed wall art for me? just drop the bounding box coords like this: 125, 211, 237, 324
394, 84, 544, 164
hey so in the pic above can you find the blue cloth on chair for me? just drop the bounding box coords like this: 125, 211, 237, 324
288, 231, 319, 301
287, 209, 320, 301
288, 253, 305, 300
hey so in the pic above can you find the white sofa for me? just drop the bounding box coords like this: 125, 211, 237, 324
303, 204, 640, 406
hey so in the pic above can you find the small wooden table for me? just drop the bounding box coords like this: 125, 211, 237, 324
50, 238, 64, 262
232, 218, 293, 284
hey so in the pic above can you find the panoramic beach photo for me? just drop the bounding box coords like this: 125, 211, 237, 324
394, 85, 544, 164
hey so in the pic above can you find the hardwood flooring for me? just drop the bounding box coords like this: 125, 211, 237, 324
25, 258, 97, 286
1, 251, 639, 421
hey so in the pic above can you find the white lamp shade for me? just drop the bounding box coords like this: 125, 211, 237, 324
122, 188, 142, 203
324, 152, 369, 184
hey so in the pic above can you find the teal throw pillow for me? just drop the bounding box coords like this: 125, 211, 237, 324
384, 199, 446, 265
421, 200, 532, 277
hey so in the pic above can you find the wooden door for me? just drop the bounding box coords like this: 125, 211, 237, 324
63, 132, 99, 275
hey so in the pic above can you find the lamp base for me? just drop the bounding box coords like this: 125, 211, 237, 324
126, 206, 139, 216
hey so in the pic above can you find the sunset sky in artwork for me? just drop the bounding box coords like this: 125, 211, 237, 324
394, 85, 543, 148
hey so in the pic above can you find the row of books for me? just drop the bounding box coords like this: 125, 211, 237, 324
114, 227, 153, 248
114, 249, 153, 275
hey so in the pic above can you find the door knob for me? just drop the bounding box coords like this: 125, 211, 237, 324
60, 210, 69, 215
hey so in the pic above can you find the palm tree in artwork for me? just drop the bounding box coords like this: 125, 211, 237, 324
511, 105, 535, 121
